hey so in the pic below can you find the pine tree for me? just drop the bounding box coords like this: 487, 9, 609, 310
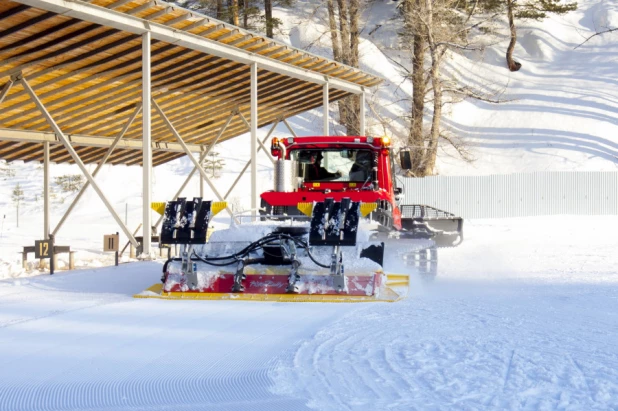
201, 151, 226, 178
12, 183, 24, 228
0, 160, 15, 178
54, 174, 85, 193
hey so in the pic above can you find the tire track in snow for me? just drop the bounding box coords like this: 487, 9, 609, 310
502, 349, 515, 392
271, 285, 618, 410
0, 300, 228, 410
112, 304, 283, 409
5, 302, 235, 410
569, 354, 595, 402
0, 297, 191, 370
0, 300, 346, 411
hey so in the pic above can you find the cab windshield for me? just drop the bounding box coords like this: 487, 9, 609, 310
290, 149, 373, 183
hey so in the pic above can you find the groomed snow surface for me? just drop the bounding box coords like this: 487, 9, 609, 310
1, 216, 617, 411
1, 0, 618, 408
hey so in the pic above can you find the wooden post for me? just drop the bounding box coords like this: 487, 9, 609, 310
49, 234, 55, 275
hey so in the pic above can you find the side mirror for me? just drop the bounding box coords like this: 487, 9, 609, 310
394, 187, 403, 195
399, 150, 412, 170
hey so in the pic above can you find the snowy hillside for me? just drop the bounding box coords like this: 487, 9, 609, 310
178, 0, 618, 175
1, 1, 618, 409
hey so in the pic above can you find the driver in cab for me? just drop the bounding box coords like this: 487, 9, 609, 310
306, 152, 341, 181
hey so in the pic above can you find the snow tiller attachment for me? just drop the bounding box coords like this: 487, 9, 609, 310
136, 197, 411, 302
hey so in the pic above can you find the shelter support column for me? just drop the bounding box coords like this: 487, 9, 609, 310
142, 31, 152, 257
43, 141, 49, 240
250, 63, 258, 220
323, 82, 329, 136
200, 162, 204, 198
360, 90, 366, 136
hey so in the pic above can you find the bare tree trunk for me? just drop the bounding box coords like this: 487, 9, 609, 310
337, 0, 351, 65
241, 0, 248, 29
403, 0, 426, 173
347, 0, 361, 135
265, 0, 273, 38
326, 0, 342, 61
327, 0, 361, 135
423, 0, 441, 175
349, 0, 359, 68
326, 0, 346, 135
411, 34, 426, 172
229, 0, 239, 26
336, 0, 352, 134
506, 0, 521, 71
217, 0, 224, 20
424, 60, 442, 175
411, 2, 426, 172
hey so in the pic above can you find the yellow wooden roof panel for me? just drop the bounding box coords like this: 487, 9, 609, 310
0, 0, 381, 166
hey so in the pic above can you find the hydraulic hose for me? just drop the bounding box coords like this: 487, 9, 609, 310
190, 233, 331, 269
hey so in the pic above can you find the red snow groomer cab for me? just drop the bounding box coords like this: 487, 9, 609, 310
141, 136, 463, 303
261, 135, 463, 246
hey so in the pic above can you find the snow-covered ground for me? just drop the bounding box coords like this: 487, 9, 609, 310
1, 0, 618, 409
1, 216, 617, 410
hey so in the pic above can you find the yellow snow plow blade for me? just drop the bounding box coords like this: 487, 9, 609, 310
134, 274, 409, 303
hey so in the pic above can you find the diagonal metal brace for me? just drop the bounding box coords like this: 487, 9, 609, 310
153, 109, 238, 229
53, 103, 143, 236
20, 76, 139, 247
152, 98, 235, 218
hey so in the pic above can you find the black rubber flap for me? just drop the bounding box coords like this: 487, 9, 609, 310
160, 197, 212, 245
309, 198, 360, 246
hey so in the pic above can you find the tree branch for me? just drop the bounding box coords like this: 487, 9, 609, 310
435, 41, 483, 51
575, 27, 618, 49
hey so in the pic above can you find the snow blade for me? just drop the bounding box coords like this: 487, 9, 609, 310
160, 197, 212, 245
145, 196, 411, 303
309, 198, 360, 247
135, 272, 408, 303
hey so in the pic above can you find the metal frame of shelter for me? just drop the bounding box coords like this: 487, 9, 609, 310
0, 0, 382, 256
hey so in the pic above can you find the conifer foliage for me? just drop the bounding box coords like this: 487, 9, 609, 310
201, 151, 226, 178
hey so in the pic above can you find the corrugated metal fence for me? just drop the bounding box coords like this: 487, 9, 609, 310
400, 172, 618, 218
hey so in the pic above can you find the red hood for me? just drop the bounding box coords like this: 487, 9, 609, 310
260, 190, 388, 206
